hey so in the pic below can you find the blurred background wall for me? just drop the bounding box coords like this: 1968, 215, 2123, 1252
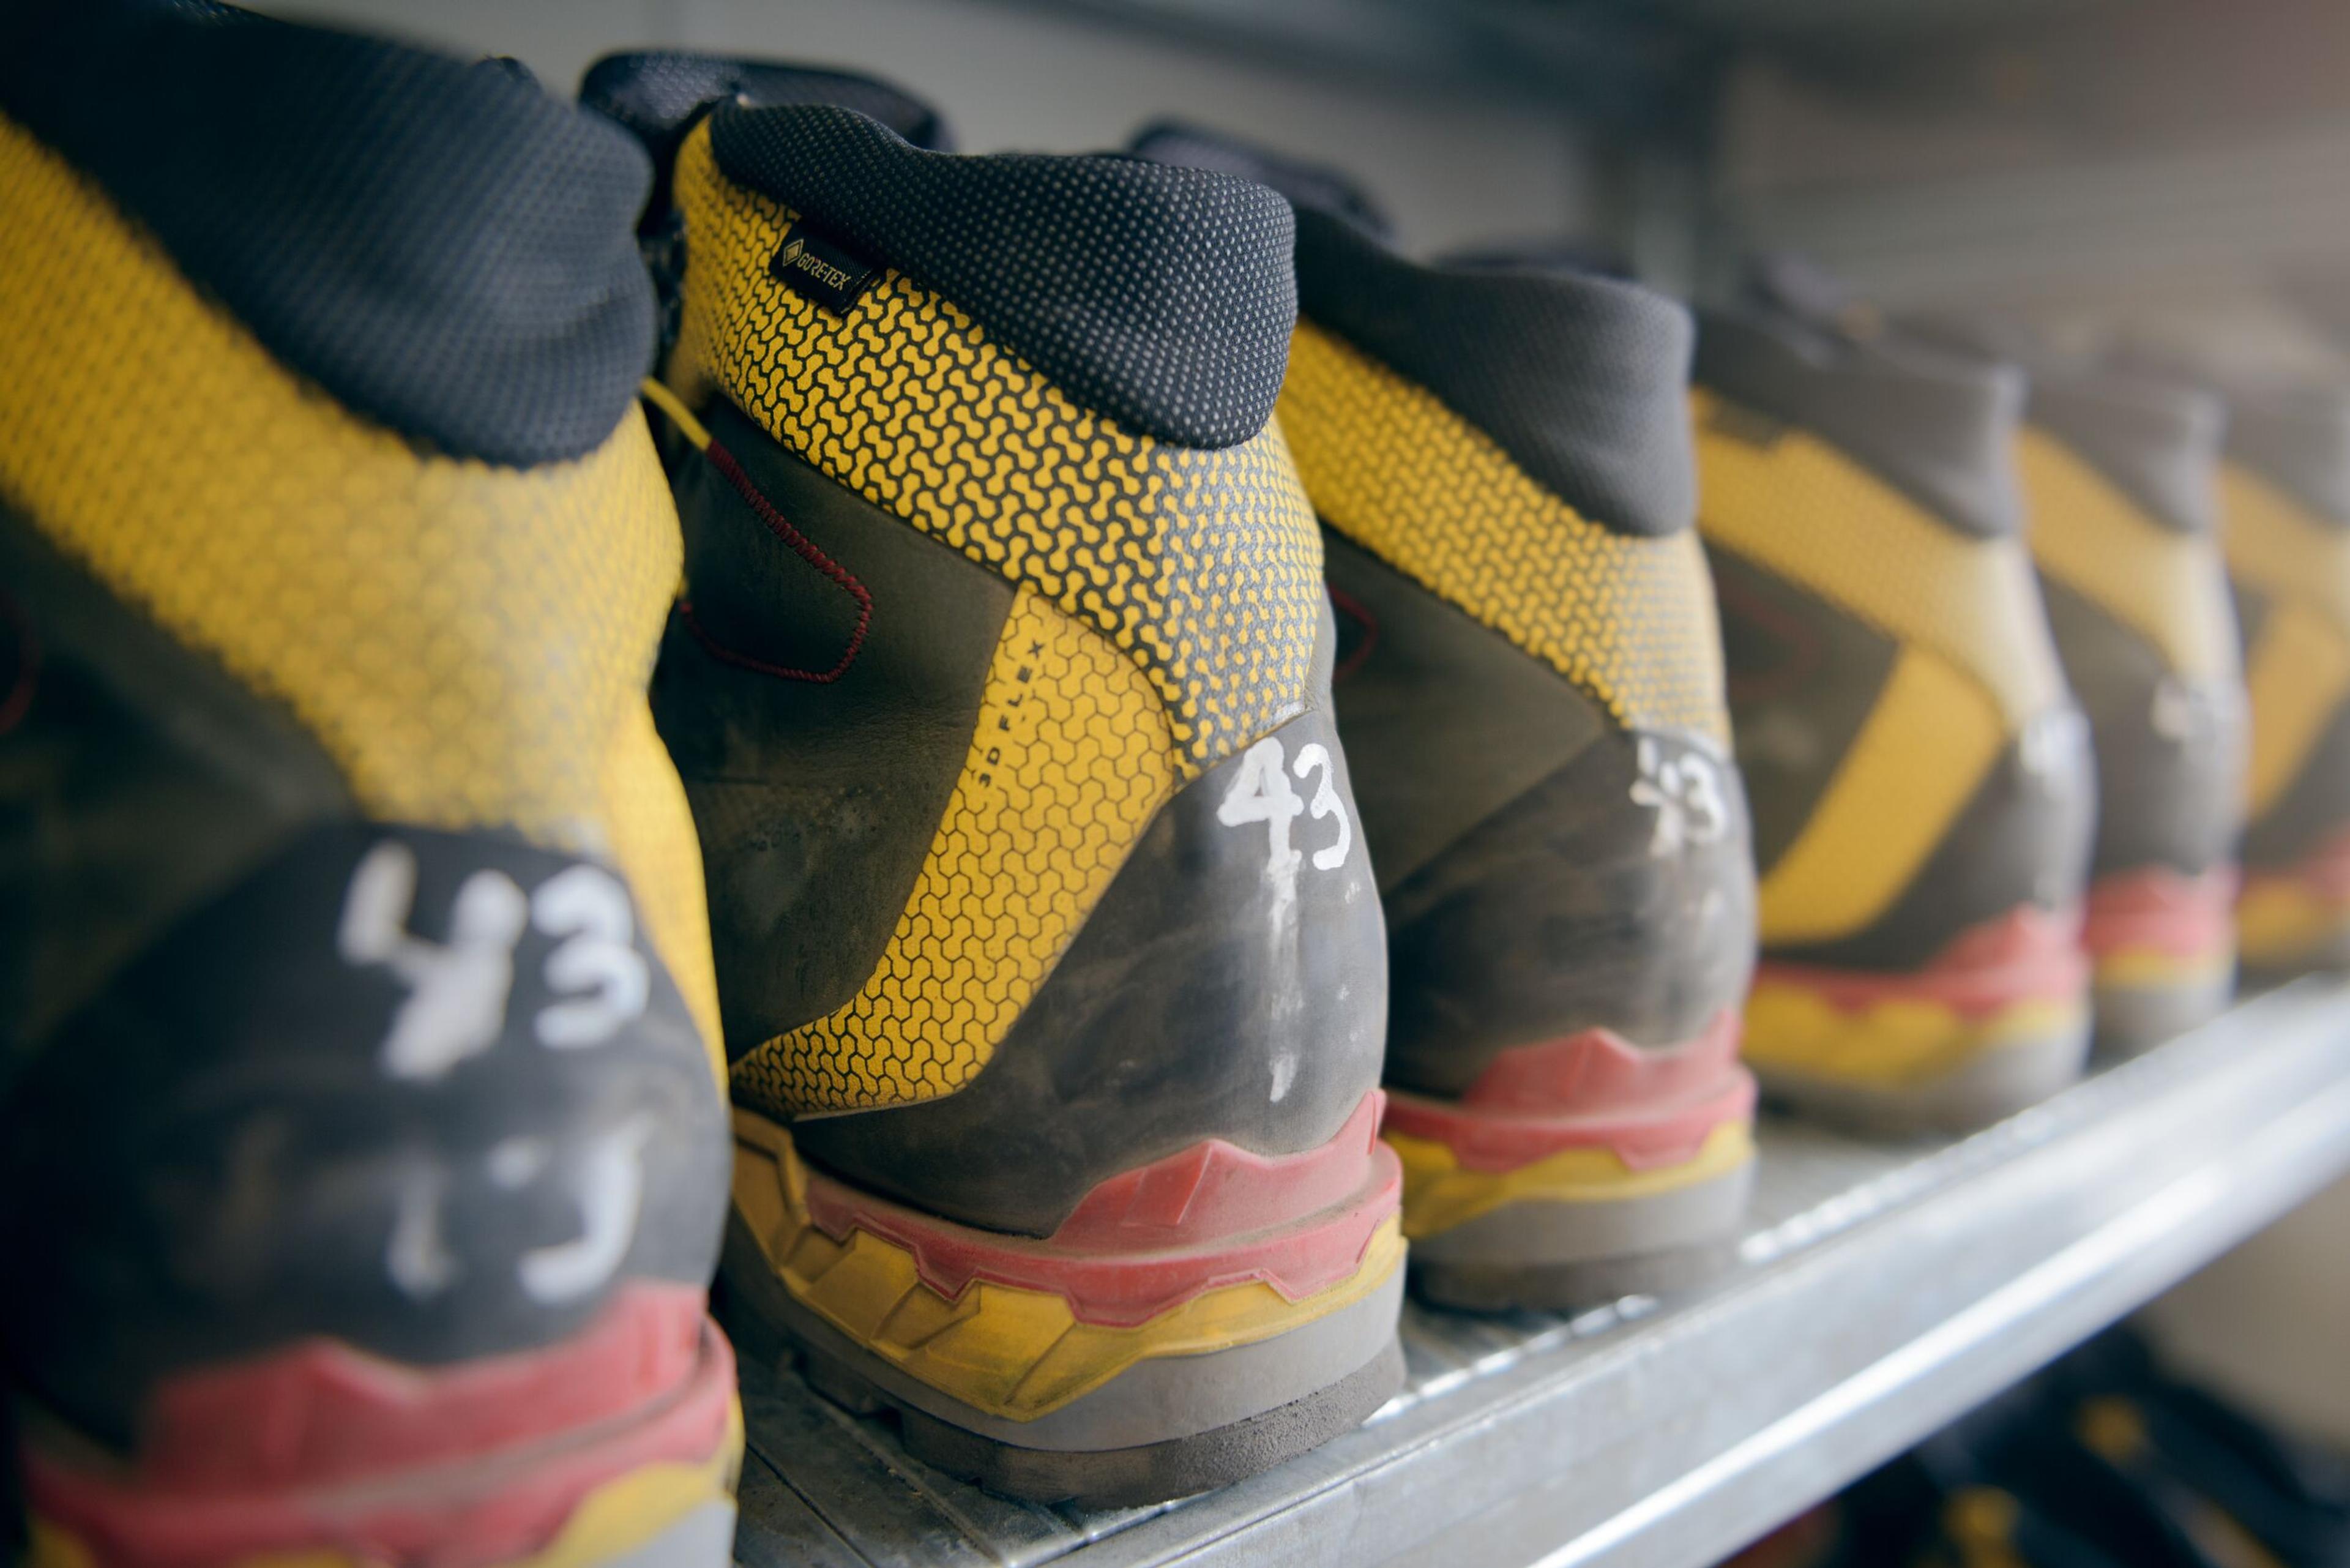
264, 0, 1602, 258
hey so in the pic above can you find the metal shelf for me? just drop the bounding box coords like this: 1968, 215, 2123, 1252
734, 977, 2350, 1568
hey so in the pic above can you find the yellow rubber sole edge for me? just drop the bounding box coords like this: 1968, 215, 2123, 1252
2092, 944, 2234, 991
1743, 980, 2087, 1087
2237, 877, 2350, 969
24, 1398, 745, 1568
731, 1111, 1405, 1424
1384, 1120, 1755, 1241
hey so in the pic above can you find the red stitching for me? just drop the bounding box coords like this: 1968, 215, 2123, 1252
1326, 581, 1378, 684
681, 439, 873, 685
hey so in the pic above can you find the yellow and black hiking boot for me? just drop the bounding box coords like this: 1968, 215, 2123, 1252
1909, 318, 2247, 1054
594, 58, 1404, 1506
2210, 383, 2350, 974
1132, 125, 1759, 1313
0, 5, 740, 1564
1696, 264, 2097, 1133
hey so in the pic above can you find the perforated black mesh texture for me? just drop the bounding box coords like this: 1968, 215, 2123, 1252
0, 0, 655, 466
1128, 119, 1393, 241
709, 102, 1296, 450
1130, 120, 1696, 537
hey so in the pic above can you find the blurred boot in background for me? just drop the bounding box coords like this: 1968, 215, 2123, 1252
1696, 259, 2097, 1134
0, 4, 742, 1562
1908, 313, 2245, 1055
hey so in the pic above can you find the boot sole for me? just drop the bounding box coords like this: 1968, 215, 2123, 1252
1755, 1017, 2091, 1136
726, 1212, 1404, 1506
1407, 1151, 1755, 1312
19, 1315, 742, 1567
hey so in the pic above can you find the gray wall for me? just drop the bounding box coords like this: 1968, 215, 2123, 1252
267, 0, 1598, 258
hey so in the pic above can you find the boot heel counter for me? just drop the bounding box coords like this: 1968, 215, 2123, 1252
1, 823, 729, 1448
1381, 726, 1755, 1096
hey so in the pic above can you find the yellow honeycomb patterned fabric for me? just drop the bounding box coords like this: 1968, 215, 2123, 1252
666, 121, 1320, 771
0, 111, 723, 1078
2221, 463, 2350, 821
1693, 389, 2067, 731
734, 590, 1185, 1114
1279, 320, 1729, 745
2020, 427, 2240, 686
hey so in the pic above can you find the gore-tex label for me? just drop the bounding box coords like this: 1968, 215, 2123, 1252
769, 226, 879, 315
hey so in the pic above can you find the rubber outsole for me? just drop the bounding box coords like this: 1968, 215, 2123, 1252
2092, 969, 2234, 1058
813, 1336, 1404, 1509
720, 1212, 1405, 1506
1404, 1151, 1755, 1312
1413, 1236, 1738, 1313
18, 1322, 742, 1568
1754, 1018, 2091, 1137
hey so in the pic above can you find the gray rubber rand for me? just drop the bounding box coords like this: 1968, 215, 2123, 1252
720, 1219, 1406, 1505
1756, 1020, 2091, 1137
2094, 971, 2234, 1058
1407, 1154, 1754, 1313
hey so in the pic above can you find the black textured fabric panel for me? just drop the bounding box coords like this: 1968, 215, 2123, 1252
710, 102, 1296, 449
0, 0, 655, 466
1128, 119, 1393, 241
1128, 121, 1696, 537
2226, 384, 2350, 529
1696, 308, 2027, 539
652, 401, 1012, 1061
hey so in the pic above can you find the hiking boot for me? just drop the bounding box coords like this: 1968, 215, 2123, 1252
1133, 124, 1759, 1312
1909, 318, 2245, 1053
610, 64, 1403, 1505
1697, 265, 2097, 1133
1, 7, 739, 1562
2215, 384, 2350, 973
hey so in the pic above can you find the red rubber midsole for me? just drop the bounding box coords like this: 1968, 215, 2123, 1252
1380, 1009, 1755, 1173
1755, 903, 2087, 1020
23, 1291, 734, 1568
796, 1091, 1401, 1329
2083, 865, 2237, 961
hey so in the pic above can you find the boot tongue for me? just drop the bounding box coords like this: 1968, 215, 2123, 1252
1128, 119, 1392, 241
581, 50, 953, 160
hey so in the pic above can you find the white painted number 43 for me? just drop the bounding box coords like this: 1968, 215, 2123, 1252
1217, 736, 1351, 910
